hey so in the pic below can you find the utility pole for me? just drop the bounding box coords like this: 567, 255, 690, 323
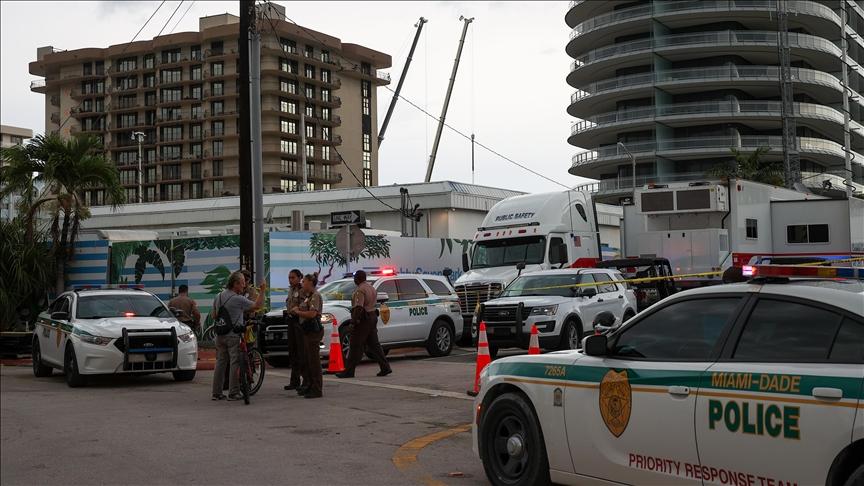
840, 0, 853, 199
471, 133, 475, 184
131, 131, 145, 203
425, 16, 474, 183
250, 13, 265, 282
379, 17, 427, 146
239, 0, 254, 274
777, 0, 801, 189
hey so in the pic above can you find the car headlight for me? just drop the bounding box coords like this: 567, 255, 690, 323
178, 331, 196, 343
73, 329, 112, 346
530, 305, 558, 316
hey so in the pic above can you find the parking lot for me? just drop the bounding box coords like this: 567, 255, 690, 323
1, 346, 505, 486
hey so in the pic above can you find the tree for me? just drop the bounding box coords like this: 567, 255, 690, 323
0, 134, 125, 294
710, 146, 784, 186
309, 233, 392, 284
0, 219, 54, 330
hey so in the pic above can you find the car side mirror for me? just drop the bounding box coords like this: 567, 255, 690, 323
51, 311, 69, 321
462, 253, 470, 272
583, 334, 608, 356
377, 292, 390, 303
579, 287, 597, 298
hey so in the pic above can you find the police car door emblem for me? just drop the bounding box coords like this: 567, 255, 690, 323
599, 369, 631, 438
380, 304, 391, 325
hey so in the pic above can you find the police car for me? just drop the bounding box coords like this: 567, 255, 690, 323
473, 264, 864, 486
32, 288, 198, 387
480, 268, 637, 358
262, 268, 464, 360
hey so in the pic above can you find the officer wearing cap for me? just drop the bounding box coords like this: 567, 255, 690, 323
336, 270, 391, 378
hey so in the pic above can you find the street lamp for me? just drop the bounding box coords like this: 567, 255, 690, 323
131, 131, 145, 203
617, 141, 636, 200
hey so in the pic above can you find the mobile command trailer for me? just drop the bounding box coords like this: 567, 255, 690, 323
621, 179, 862, 288
453, 190, 602, 337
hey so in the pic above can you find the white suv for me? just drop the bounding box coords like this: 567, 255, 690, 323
480, 268, 637, 358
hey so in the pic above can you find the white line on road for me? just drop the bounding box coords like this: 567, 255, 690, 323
268, 370, 473, 401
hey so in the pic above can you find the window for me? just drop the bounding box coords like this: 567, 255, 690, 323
592, 272, 618, 293
191, 104, 203, 119
307, 182, 315, 191
280, 58, 297, 74
305, 84, 315, 99
160, 183, 182, 201
143, 73, 156, 88
548, 237, 568, 266
321, 146, 331, 161
611, 297, 741, 360
424, 279, 453, 296
363, 152, 371, 169
305, 45, 314, 58
119, 169, 137, 185
306, 123, 315, 139
191, 162, 202, 179
787, 224, 829, 244
829, 318, 864, 363
280, 99, 297, 114
190, 85, 202, 100
83, 63, 92, 75
210, 40, 223, 55
363, 134, 371, 152
746, 218, 758, 239
377, 280, 399, 300
211, 100, 224, 115
211, 120, 224, 136
321, 88, 330, 102
162, 164, 181, 181
213, 179, 224, 195
212, 160, 223, 177
191, 65, 202, 81
281, 158, 297, 174
321, 69, 330, 83
145, 91, 157, 106
322, 107, 330, 120
190, 124, 203, 140
281, 119, 296, 134
191, 45, 202, 61
145, 186, 156, 202
211, 61, 224, 76
190, 182, 203, 199
305, 104, 315, 117
117, 57, 137, 72
281, 139, 297, 155
363, 169, 372, 187
280, 38, 296, 54
322, 126, 331, 140
280, 177, 296, 192
161, 49, 180, 64
321, 183, 331, 191
160, 68, 182, 84
160, 125, 182, 141
396, 279, 427, 300
190, 143, 202, 158
733, 299, 844, 362
160, 145, 181, 160
280, 78, 297, 94
212, 140, 223, 157
322, 164, 331, 179
125, 188, 138, 203
305, 65, 315, 78
307, 162, 315, 179
143, 54, 155, 69
211, 81, 224, 96
160, 87, 182, 102
574, 203, 588, 222
321, 50, 330, 62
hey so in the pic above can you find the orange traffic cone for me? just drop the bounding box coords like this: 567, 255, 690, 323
528, 324, 540, 355
467, 322, 492, 397
326, 318, 345, 374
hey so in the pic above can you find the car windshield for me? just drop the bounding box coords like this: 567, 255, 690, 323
318, 279, 375, 301
501, 274, 587, 298
76, 294, 172, 319
471, 236, 546, 269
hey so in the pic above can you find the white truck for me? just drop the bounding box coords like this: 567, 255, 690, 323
453, 191, 603, 342
621, 178, 864, 288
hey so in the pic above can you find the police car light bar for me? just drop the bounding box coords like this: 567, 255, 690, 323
342, 267, 398, 279
72, 284, 146, 291
745, 264, 863, 279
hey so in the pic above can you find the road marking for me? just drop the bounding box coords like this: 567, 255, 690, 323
393, 423, 473, 486
267, 371, 473, 401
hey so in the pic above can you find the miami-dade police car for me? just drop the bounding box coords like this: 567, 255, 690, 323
32, 288, 198, 387
473, 264, 864, 486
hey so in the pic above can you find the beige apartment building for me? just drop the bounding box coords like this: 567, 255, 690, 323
29, 4, 390, 205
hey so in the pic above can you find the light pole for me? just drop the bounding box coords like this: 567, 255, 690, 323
131, 131, 145, 203
617, 141, 636, 200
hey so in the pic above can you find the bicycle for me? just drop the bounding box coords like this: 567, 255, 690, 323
237, 316, 266, 405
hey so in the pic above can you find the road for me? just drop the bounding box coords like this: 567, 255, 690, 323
0, 347, 504, 486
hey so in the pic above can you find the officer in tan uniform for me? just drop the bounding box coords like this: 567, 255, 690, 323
283, 269, 306, 392
168, 285, 201, 333
336, 270, 391, 378
291, 274, 324, 399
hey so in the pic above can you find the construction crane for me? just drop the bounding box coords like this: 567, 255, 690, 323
777, 0, 801, 189
425, 16, 474, 183
379, 17, 427, 146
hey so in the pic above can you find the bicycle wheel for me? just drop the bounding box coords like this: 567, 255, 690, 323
239, 351, 250, 405
248, 348, 266, 396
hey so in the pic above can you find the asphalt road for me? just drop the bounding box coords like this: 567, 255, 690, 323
1, 347, 500, 486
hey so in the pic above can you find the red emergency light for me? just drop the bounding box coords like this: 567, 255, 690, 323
379, 267, 396, 276
124, 312, 136, 318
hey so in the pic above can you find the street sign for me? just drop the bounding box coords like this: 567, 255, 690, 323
335, 225, 366, 261
331, 210, 366, 228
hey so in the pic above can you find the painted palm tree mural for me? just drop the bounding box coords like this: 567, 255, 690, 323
309, 233, 392, 284
440, 238, 472, 259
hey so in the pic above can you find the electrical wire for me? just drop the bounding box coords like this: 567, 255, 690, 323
155, 0, 185, 38
169, 0, 196, 34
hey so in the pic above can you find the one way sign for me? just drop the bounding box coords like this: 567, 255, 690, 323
330, 210, 366, 228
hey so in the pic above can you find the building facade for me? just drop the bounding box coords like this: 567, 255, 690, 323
566, 0, 864, 203
29, 4, 390, 206
0, 124, 35, 222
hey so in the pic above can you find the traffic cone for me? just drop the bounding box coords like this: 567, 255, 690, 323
326, 319, 345, 374
467, 322, 492, 397
528, 324, 540, 355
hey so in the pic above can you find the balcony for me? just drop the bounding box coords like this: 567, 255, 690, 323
30, 79, 47, 92
573, 172, 717, 196
70, 89, 106, 99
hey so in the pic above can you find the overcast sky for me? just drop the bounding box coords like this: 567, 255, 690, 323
0, 1, 590, 193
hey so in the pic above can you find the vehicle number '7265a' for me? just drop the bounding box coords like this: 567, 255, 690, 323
545, 365, 566, 377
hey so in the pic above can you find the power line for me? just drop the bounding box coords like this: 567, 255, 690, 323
155, 1, 185, 38
169, 0, 196, 34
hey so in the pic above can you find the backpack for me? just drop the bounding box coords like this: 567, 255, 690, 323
212, 293, 237, 336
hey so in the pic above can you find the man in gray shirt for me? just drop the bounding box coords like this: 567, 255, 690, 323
211, 271, 266, 400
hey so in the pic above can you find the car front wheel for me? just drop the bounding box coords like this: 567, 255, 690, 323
172, 370, 196, 382
426, 320, 454, 357
32, 339, 53, 377
479, 392, 551, 486
64, 345, 86, 388
559, 320, 581, 350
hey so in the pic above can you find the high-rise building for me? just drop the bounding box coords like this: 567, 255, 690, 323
0, 124, 35, 222
566, 0, 864, 203
29, 4, 390, 205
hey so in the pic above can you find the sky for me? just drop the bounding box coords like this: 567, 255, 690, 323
0, 0, 590, 193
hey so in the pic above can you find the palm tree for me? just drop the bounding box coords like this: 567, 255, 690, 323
0, 134, 125, 294
0, 219, 54, 330
710, 146, 784, 186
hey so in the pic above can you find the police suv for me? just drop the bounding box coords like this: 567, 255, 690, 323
261, 269, 465, 360
473, 264, 864, 486
32, 288, 198, 387
480, 268, 637, 358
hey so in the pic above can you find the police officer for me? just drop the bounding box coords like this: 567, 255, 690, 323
291, 274, 324, 399
168, 284, 201, 334
283, 269, 306, 392
336, 270, 391, 378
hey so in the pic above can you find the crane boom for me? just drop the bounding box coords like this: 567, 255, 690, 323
379, 17, 427, 146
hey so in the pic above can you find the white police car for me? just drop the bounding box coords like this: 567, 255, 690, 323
480, 268, 637, 358
32, 288, 198, 387
473, 264, 864, 486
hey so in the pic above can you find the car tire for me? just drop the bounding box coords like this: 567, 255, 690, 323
843, 464, 864, 486
339, 324, 352, 362
426, 319, 454, 357
172, 370, 196, 382
64, 345, 86, 388
558, 319, 581, 351
265, 356, 292, 368
32, 339, 53, 377
479, 392, 551, 486
458, 321, 476, 347
623, 310, 636, 322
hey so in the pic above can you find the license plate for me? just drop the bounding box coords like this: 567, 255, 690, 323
267, 332, 285, 340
